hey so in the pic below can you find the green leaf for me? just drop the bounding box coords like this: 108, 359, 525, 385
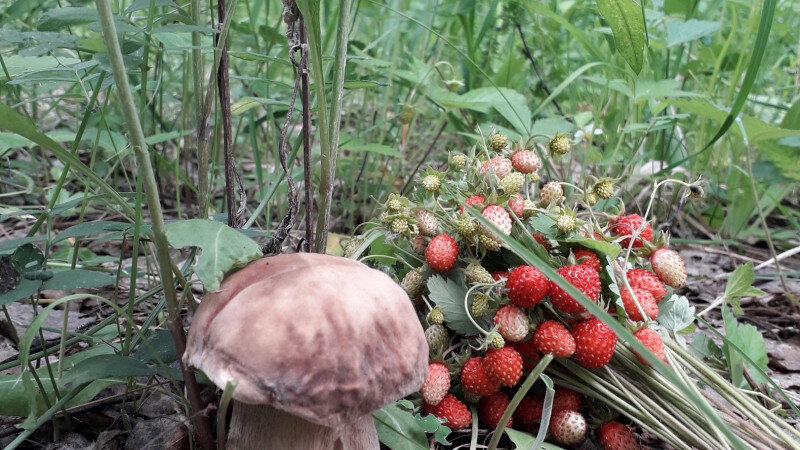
52, 221, 147, 244
44, 269, 115, 291
721, 306, 768, 388
37, 7, 99, 31
427, 274, 490, 336
133, 330, 178, 363
165, 219, 262, 291
63, 354, 156, 387
700, 0, 777, 150
723, 262, 765, 314
666, 19, 721, 46
341, 142, 402, 158
596, 0, 646, 74
124, 0, 178, 13
565, 237, 621, 259
657, 294, 695, 332
373, 401, 430, 450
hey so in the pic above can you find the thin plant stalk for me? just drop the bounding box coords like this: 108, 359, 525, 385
93, 1, 214, 448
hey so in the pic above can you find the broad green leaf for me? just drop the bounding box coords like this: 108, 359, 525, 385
373, 402, 430, 450
721, 306, 768, 388
565, 237, 621, 259
0, 55, 82, 80
657, 295, 695, 332
230, 97, 290, 116
52, 221, 145, 243
340, 142, 402, 158
165, 219, 262, 291
44, 269, 115, 291
124, 0, 178, 13
597, 0, 646, 74
37, 7, 99, 31
723, 262, 765, 314
63, 354, 156, 387
531, 117, 576, 137
666, 19, 721, 46
134, 330, 178, 364
427, 274, 490, 336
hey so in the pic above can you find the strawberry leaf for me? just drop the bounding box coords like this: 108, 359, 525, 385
427, 273, 491, 336
565, 236, 621, 259
723, 262, 765, 315
373, 401, 431, 450
656, 294, 695, 333
721, 306, 769, 388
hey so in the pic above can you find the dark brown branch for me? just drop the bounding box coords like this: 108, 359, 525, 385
515, 21, 570, 121
300, 14, 314, 252
400, 122, 447, 195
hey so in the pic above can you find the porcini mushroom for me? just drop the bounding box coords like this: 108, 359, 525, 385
184, 253, 428, 449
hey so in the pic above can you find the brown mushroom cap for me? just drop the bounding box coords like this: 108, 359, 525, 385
184, 253, 428, 428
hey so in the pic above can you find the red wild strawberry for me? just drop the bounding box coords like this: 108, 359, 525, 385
627, 268, 666, 302
548, 264, 601, 314
483, 347, 523, 387
611, 214, 653, 249
480, 156, 513, 180
421, 362, 450, 406
460, 357, 501, 396
598, 421, 639, 450
424, 394, 472, 430
411, 235, 428, 254
508, 192, 524, 217
493, 305, 530, 342
552, 387, 582, 413
620, 286, 658, 322
481, 205, 512, 235
425, 234, 459, 272
511, 149, 541, 174
571, 318, 617, 369
506, 265, 548, 308
479, 392, 512, 428
532, 233, 550, 251
533, 320, 575, 357
650, 247, 687, 289
633, 327, 667, 365
491, 270, 509, 281
513, 395, 544, 431
460, 195, 485, 214
509, 337, 540, 371
549, 410, 587, 445
573, 247, 601, 273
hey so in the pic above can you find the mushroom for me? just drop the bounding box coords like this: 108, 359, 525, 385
184, 253, 428, 449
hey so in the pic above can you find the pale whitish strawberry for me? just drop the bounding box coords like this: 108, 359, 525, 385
416, 210, 439, 236
650, 247, 687, 288
508, 193, 524, 217
481, 205, 512, 235
499, 171, 525, 193
421, 174, 441, 192
493, 305, 530, 342
539, 180, 563, 205
490, 133, 508, 152
480, 156, 513, 180
549, 410, 587, 445
511, 149, 541, 174
425, 324, 450, 354
421, 362, 450, 405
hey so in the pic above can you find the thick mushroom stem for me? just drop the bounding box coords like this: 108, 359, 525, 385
227, 402, 379, 450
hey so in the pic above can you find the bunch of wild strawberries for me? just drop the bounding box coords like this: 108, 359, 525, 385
353, 132, 691, 448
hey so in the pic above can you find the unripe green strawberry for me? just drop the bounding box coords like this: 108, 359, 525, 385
398, 104, 414, 124
499, 171, 525, 193
593, 178, 615, 199
539, 180, 563, 205
428, 306, 444, 325
585, 192, 598, 206
633, 327, 667, 365
378, 211, 390, 224
487, 331, 505, 349
421, 362, 450, 406
493, 305, 530, 343
483, 346, 523, 387
490, 133, 508, 152
421, 174, 441, 192
451, 153, 467, 169
401, 267, 425, 297
549, 410, 586, 445
511, 149, 541, 174
445, 79, 464, 92
461, 357, 501, 396
650, 247, 687, 288
425, 324, 450, 353
479, 232, 502, 251
386, 193, 406, 212
548, 134, 572, 156
480, 156, 513, 180
466, 263, 493, 285
426, 234, 459, 272
571, 318, 617, 369
522, 199, 537, 219
424, 394, 471, 430
555, 207, 577, 233
456, 215, 479, 236
479, 392, 513, 428
471, 293, 491, 317
599, 421, 639, 450
391, 217, 409, 234
344, 236, 362, 257
416, 210, 439, 236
